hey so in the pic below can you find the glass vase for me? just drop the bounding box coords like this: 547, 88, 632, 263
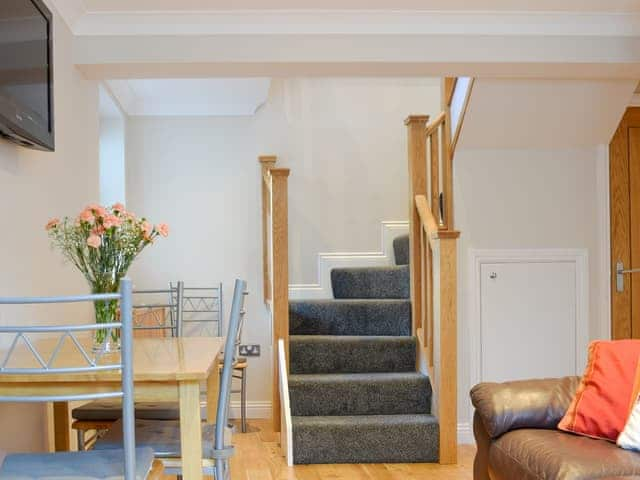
93, 290, 121, 353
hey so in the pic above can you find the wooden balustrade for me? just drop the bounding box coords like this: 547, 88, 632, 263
259, 156, 290, 434
405, 76, 469, 465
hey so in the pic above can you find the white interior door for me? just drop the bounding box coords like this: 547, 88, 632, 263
480, 261, 578, 383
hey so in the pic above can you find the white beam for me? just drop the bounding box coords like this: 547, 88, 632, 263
73, 11, 640, 37
74, 33, 640, 79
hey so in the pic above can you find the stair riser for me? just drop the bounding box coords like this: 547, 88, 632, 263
289, 376, 431, 416
289, 300, 411, 336
293, 418, 439, 464
289, 336, 416, 374
331, 266, 410, 299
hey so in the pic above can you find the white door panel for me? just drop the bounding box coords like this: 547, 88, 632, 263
480, 261, 577, 383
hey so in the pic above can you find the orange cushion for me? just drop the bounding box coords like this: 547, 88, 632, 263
558, 339, 640, 441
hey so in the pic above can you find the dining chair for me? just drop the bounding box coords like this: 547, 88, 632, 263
0, 279, 162, 480
172, 282, 223, 337
72, 282, 184, 450
173, 282, 250, 432
94, 278, 247, 480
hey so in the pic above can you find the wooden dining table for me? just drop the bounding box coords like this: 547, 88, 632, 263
0, 336, 224, 480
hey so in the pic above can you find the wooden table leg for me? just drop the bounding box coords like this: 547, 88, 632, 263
206, 359, 220, 424
180, 380, 203, 480
53, 402, 71, 451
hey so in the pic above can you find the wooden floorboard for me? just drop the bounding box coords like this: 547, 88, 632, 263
163, 419, 475, 480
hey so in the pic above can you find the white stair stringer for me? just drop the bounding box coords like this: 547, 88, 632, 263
288, 221, 409, 300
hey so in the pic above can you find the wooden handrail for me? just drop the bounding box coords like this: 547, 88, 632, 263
446, 77, 475, 157
415, 195, 440, 241
416, 195, 461, 241
258, 156, 290, 434
443, 78, 457, 107
425, 112, 445, 137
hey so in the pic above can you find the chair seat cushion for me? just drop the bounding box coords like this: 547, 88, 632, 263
0, 447, 155, 480
94, 419, 232, 459
489, 429, 640, 480
72, 401, 207, 422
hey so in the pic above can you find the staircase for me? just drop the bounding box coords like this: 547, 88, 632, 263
287, 234, 439, 464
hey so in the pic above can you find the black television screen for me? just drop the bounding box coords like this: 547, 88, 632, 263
0, 0, 54, 151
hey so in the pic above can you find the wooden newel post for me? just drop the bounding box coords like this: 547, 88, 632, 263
270, 167, 290, 433
438, 232, 459, 465
405, 115, 429, 336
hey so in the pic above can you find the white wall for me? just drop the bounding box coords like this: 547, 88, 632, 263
99, 87, 126, 205
258, 78, 440, 284
454, 147, 606, 436
0, 3, 100, 452
125, 77, 441, 406
452, 78, 635, 440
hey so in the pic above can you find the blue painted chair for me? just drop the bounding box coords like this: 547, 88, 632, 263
95, 279, 247, 480
0, 278, 161, 480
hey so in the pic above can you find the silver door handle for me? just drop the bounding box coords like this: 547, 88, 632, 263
616, 261, 640, 292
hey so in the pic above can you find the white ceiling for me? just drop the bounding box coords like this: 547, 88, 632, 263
77, 0, 640, 13
105, 78, 271, 116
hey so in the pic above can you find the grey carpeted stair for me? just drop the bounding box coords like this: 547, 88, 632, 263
393, 234, 410, 266
288, 234, 437, 464
289, 299, 411, 336
292, 414, 439, 464
289, 372, 431, 416
289, 335, 416, 374
331, 266, 410, 299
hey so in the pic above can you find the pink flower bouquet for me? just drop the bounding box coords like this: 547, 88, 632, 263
46, 203, 168, 350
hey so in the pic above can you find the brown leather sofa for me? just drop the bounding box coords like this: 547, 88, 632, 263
471, 377, 640, 480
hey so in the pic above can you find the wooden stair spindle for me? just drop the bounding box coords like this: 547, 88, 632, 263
405, 115, 429, 336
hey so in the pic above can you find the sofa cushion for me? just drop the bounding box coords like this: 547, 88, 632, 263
559, 340, 640, 441
489, 429, 640, 480
470, 377, 580, 439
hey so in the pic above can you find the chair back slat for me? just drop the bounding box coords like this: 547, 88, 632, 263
215, 279, 246, 475
120, 278, 136, 480
171, 282, 222, 337
133, 281, 183, 338
0, 278, 136, 480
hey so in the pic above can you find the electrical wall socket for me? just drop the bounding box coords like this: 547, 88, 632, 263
238, 344, 260, 357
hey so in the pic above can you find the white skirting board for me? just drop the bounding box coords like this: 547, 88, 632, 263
228, 401, 272, 419
289, 221, 409, 299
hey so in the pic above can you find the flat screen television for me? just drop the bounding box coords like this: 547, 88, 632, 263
0, 0, 54, 151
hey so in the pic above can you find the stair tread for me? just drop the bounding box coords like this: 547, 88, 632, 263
292, 413, 438, 425
289, 372, 431, 416
290, 298, 410, 305
292, 414, 439, 464
289, 371, 427, 383
289, 334, 416, 342
331, 265, 409, 300
290, 299, 411, 336
289, 335, 417, 374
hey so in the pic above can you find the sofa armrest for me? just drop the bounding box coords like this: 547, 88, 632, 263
470, 376, 580, 439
